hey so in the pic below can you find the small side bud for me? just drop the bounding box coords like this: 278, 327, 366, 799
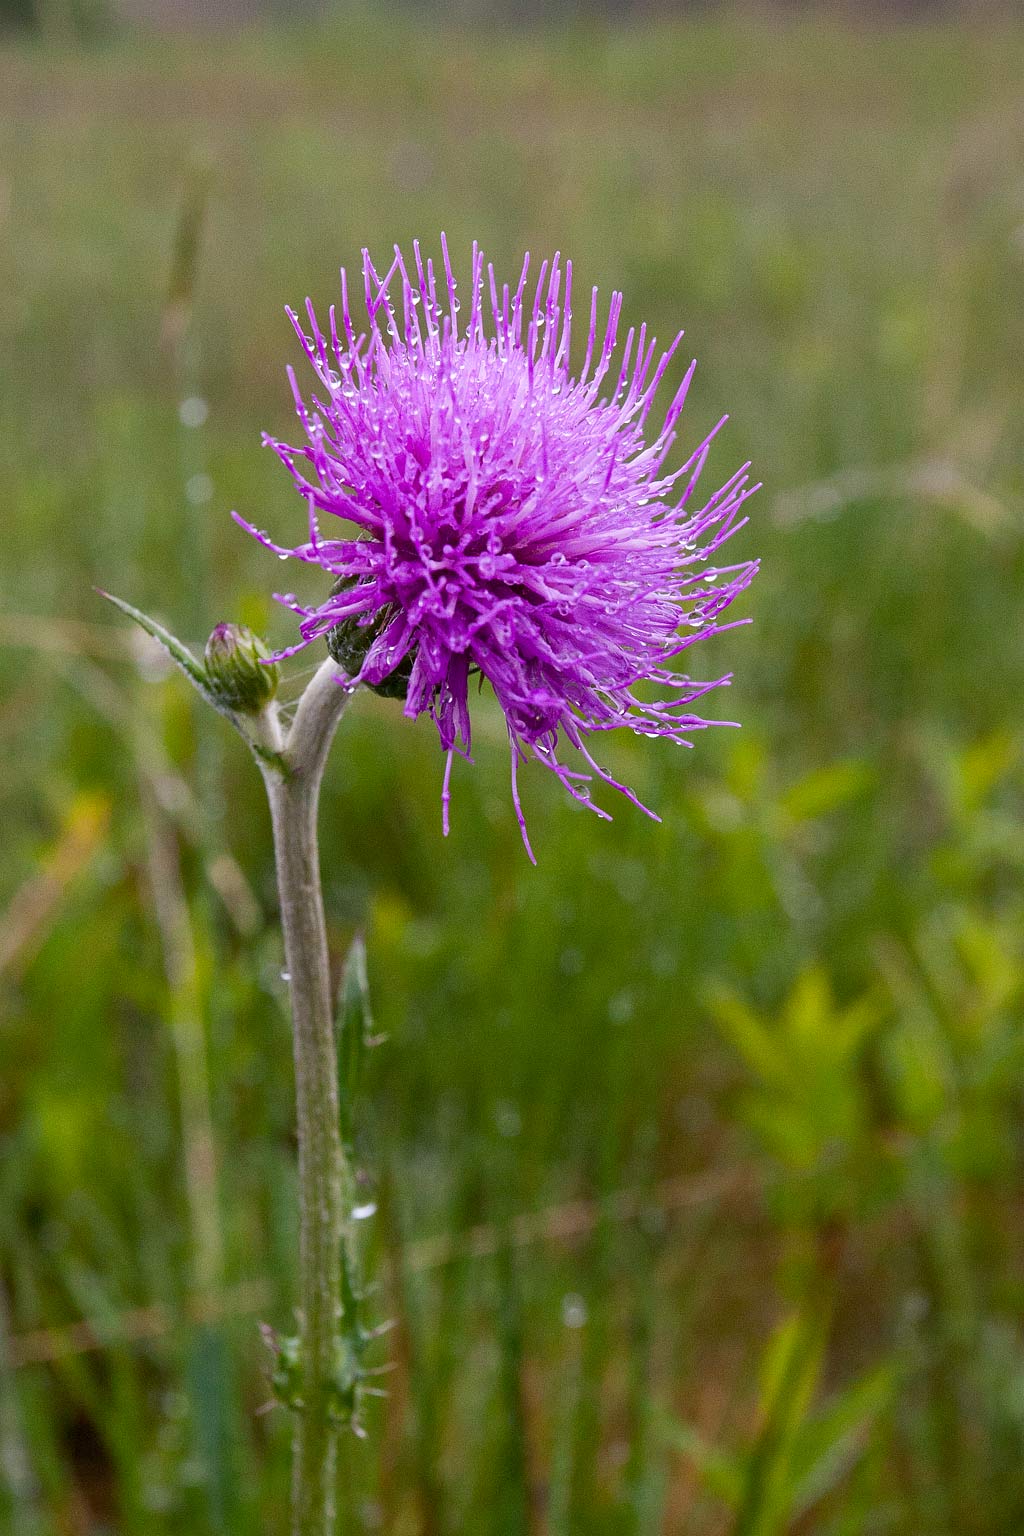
204, 623, 280, 714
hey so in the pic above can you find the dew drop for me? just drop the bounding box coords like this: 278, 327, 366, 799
494, 1100, 521, 1138
562, 1293, 588, 1329
179, 395, 209, 429
185, 472, 213, 506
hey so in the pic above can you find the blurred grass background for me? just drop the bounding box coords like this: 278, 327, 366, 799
3, 5, 1024, 1533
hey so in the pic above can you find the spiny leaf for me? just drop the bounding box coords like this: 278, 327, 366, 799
336, 933, 379, 1144
96, 590, 216, 706
97, 592, 288, 775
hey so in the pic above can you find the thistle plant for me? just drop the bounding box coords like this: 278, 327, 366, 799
103, 238, 757, 1536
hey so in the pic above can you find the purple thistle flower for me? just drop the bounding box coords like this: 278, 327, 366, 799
236, 238, 759, 862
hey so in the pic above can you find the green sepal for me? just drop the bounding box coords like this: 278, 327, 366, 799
326, 598, 413, 701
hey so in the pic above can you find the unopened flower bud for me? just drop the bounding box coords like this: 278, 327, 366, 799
204, 622, 279, 713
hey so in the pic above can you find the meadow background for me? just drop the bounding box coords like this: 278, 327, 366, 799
3, 5, 1024, 1533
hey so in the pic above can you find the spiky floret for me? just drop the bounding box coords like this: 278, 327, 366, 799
236, 238, 759, 860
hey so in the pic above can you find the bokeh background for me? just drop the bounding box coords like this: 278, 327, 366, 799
3, 3, 1024, 1532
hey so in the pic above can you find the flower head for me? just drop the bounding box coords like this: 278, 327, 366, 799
237, 238, 758, 860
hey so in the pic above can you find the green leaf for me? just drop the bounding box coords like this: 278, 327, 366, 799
97, 592, 288, 774
832, 992, 885, 1062
706, 984, 786, 1086
659, 1413, 743, 1505
959, 728, 1018, 815
336, 933, 378, 1144
783, 967, 832, 1043
733, 1306, 830, 1536
96, 590, 216, 705
790, 1364, 895, 1517
780, 759, 874, 823
757, 1311, 826, 1425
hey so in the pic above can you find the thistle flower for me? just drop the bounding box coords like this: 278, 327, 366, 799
237, 238, 758, 860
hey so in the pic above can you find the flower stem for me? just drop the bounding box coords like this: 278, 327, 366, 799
258, 660, 351, 1536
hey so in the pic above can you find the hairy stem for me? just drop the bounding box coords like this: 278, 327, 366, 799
259, 660, 351, 1536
